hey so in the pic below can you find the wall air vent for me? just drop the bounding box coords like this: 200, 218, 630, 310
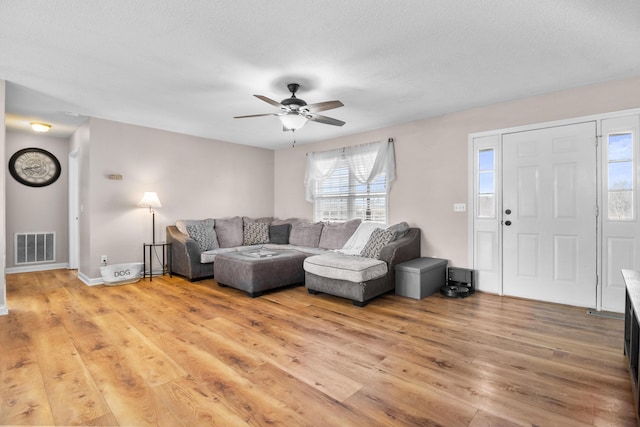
15, 232, 55, 264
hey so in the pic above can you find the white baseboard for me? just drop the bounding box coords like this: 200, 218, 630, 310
78, 271, 104, 286
6, 262, 69, 274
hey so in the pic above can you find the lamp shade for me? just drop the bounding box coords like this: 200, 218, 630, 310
279, 112, 307, 130
138, 191, 162, 209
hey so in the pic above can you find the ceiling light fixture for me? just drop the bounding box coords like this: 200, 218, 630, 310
30, 122, 52, 133
279, 113, 307, 131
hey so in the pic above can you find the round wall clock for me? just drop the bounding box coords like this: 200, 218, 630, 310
9, 147, 61, 187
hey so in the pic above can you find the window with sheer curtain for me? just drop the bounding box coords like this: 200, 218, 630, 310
305, 140, 395, 223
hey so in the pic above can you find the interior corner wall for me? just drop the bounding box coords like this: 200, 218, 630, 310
5, 131, 70, 269
0, 80, 7, 315
79, 118, 274, 281
71, 122, 91, 280
273, 74, 640, 268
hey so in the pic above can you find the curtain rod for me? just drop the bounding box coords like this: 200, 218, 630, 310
305, 137, 394, 156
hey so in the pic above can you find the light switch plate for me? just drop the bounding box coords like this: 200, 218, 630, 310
453, 203, 466, 212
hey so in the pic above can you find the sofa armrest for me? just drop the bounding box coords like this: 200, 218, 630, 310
166, 225, 213, 281
379, 228, 421, 285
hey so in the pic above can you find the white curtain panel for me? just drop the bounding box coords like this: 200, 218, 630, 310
305, 140, 396, 202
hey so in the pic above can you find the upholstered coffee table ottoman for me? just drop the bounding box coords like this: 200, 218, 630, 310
214, 249, 309, 297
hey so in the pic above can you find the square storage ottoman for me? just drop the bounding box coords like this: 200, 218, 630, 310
395, 257, 448, 299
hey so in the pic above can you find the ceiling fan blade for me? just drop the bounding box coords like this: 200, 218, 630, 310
233, 113, 278, 119
304, 100, 344, 113
307, 113, 345, 127
254, 95, 284, 108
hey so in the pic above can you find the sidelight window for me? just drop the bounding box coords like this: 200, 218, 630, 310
477, 149, 495, 218
607, 132, 634, 220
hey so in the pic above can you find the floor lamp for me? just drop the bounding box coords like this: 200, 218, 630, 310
138, 191, 162, 244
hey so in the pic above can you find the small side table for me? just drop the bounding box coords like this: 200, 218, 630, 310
143, 242, 172, 281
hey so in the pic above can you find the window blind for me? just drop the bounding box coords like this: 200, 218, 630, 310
313, 159, 388, 222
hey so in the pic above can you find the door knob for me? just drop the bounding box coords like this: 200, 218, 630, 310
505, 220, 512, 226
505, 209, 512, 215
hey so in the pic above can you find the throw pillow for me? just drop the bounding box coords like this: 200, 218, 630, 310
339, 222, 386, 255
215, 216, 244, 248
186, 222, 219, 252
318, 218, 362, 250
176, 218, 214, 235
269, 223, 291, 244
243, 222, 269, 245
387, 221, 410, 241
289, 221, 324, 247
360, 228, 395, 259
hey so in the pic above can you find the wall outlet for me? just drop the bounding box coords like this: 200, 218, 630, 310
101, 255, 108, 266
453, 203, 466, 212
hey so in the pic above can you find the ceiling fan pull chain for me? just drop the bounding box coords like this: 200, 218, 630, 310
292, 129, 296, 148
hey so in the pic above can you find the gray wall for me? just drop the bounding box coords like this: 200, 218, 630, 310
78, 118, 275, 281
5, 131, 69, 269
274, 75, 640, 268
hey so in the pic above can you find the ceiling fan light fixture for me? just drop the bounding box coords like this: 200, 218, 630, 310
30, 122, 51, 132
279, 113, 307, 131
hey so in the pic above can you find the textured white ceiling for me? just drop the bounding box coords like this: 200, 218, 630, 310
2, 0, 640, 149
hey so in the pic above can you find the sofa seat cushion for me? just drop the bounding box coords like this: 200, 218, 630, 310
201, 247, 241, 264
257, 244, 326, 256
303, 253, 388, 283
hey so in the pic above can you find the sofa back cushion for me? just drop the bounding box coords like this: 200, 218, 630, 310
318, 219, 361, 250
215, 216, 244, 248
289, 221, 324, 247
271, 217, 306, 227
387, 221, 410, 241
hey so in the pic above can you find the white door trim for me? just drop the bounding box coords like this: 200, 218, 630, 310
68, 151, 79, 270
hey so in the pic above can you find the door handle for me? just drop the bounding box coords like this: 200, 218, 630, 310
505, 209, 512, 215
505, 220, 512, 226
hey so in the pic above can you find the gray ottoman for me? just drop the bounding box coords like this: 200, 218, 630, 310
214, 249, 309, 297
395, 257, 448, 299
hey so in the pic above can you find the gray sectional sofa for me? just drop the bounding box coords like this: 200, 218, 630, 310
166, 216, 420, 305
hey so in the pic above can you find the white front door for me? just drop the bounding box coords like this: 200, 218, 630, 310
502, 122, 597, 307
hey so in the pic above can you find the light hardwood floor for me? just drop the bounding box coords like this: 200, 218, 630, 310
0, 269, 635, 426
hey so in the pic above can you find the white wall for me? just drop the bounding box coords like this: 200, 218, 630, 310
0, 80, 6, 315
79, 118, 275, 281
274, 75, 640, 268
5, 131, 69, 269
